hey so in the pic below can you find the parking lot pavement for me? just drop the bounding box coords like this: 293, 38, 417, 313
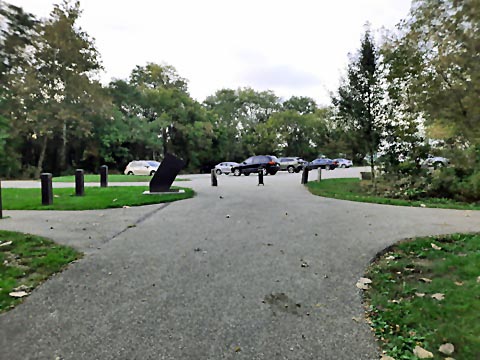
1, 168, 479, 359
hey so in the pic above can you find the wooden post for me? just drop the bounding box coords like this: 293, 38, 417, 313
41, 173, 53, 205
75, 169, 85, 196
317, 168, 322, 181
0, 179, 3, 219
258, 169, 264, 186
211, 169, 217, 186
100, 165, 108, 188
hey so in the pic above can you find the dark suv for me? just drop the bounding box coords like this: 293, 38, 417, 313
232, 155, 280, 176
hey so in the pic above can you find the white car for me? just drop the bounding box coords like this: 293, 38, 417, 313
333, 158, 353, 168
421, 156, 450, 168
124, 160, 160, 175
214, 162, 239, 175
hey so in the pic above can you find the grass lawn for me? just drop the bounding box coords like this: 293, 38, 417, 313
306, 178, 480, 210
363, 233, 480, 359
1, 186, 194, 210
0, 230, 82, 313
53, 174, 189, 182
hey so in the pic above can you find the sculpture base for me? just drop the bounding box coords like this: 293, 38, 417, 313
142, 189, 185, 195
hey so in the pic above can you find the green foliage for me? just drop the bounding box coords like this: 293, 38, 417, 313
365, 233, 480, 359
0, 230, 81, 313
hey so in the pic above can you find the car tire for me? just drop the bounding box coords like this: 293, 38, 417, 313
233, 168, 241, 176
269, 171, 278, 175
295, 168, 301, 173
287, 166, 295, 173
150, 170, 156, 176
127, 171, 134, 175
216, 169, 222, 175
340, 164, 346, 168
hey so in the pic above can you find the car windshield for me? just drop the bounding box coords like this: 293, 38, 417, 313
147, 161, 160, 166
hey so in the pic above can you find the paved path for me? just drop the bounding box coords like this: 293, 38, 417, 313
1, 171, 479, 360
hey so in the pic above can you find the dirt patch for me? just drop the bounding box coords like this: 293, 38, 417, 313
263, 293, 304, 316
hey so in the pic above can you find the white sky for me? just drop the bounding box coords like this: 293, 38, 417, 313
7, 0, 412, 105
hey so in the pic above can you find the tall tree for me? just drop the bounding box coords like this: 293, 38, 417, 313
332, 27, 383, 189
7, 0, 105, 176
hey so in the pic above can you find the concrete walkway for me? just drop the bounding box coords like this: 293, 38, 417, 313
1, 171, 479, 359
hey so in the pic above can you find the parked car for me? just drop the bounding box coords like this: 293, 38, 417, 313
307, 158, 338, 170
231, 155, 280, 176
278, 157, 306, 173
214, 162, 239, 175
421, 155, 450, 169
333, 158, 353, 168
124, 160, 160, 176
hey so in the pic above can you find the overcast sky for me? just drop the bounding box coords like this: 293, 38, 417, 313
8, 0, 412, 105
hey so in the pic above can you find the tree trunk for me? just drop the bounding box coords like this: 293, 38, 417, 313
35, 136, 48, 179
59, 120, 67, 172
369, 152, 376, 194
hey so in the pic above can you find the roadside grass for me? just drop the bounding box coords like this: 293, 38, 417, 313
0, 230, 82, 313
364, 233, 480, 359
306, 178, 480, 210
1, 186, 194, 210
53, 174, 189, 182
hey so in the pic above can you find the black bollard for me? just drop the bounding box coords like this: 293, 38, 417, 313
317, 168, 322, 182
75, 169, 84, 196
100, 165, 108, 188
301, 167, 309, 185
0, 179, 3, 219
211, 169, 217, 186
41, 173, 53, 205
258, 169, 264, 186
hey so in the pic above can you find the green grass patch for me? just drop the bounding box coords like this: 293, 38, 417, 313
53, 174, 189, 182
1, 186, 194, 210
364, 233, 480, 359
0, 230, 82, 313
306, 178, 480, 210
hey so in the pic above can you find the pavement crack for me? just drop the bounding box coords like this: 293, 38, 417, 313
102, 203, 171, 244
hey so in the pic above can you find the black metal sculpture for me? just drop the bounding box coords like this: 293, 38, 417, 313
149, 153, 185, 193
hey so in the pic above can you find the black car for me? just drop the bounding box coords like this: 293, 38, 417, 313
232, 155, 280, 176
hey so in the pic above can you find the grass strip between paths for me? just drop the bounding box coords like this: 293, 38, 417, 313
53, 174, 190, 182
1, 186, 194, 210
363, 233, 480, 359
0, 230, 82, 313
306, 178, 480, 210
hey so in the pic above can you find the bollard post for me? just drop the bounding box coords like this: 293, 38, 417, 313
41, 173, 53, 205
211, 169, 217, 186
301, 167, 309, 185
0, 179, 3, 219
317, 168, 322, 182
258, 169, 264, 186
75, 169, 85, 196
100, 165, 108, 188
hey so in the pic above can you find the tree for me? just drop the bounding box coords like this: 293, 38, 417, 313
332, 27, 383, 189
6, 0, 105, 177
282, 96, 317, 115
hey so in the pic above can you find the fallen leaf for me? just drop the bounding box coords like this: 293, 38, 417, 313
381, 356, 396, 360
234, 346, 241, 352
13, 285, 29, 292
0, 241, 13, 247
9, 291, 29, 298
420, 203, 426, 208
122, 206, 130, 209
420, 277, 432, 283
225, 214, 230, 218
413, 345, 434, 358
439, 343, 454, 355
477, 276, 480, 283
415, 292, 426, 297
385, 255, 395, 260
454, 281, 463, 286
431, 243, 442, 250
431, 293, 445, 301
352, 316, 362, 322
356, 282, 369, 290
358, 277, 372, 284
112, 198, 117, 202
